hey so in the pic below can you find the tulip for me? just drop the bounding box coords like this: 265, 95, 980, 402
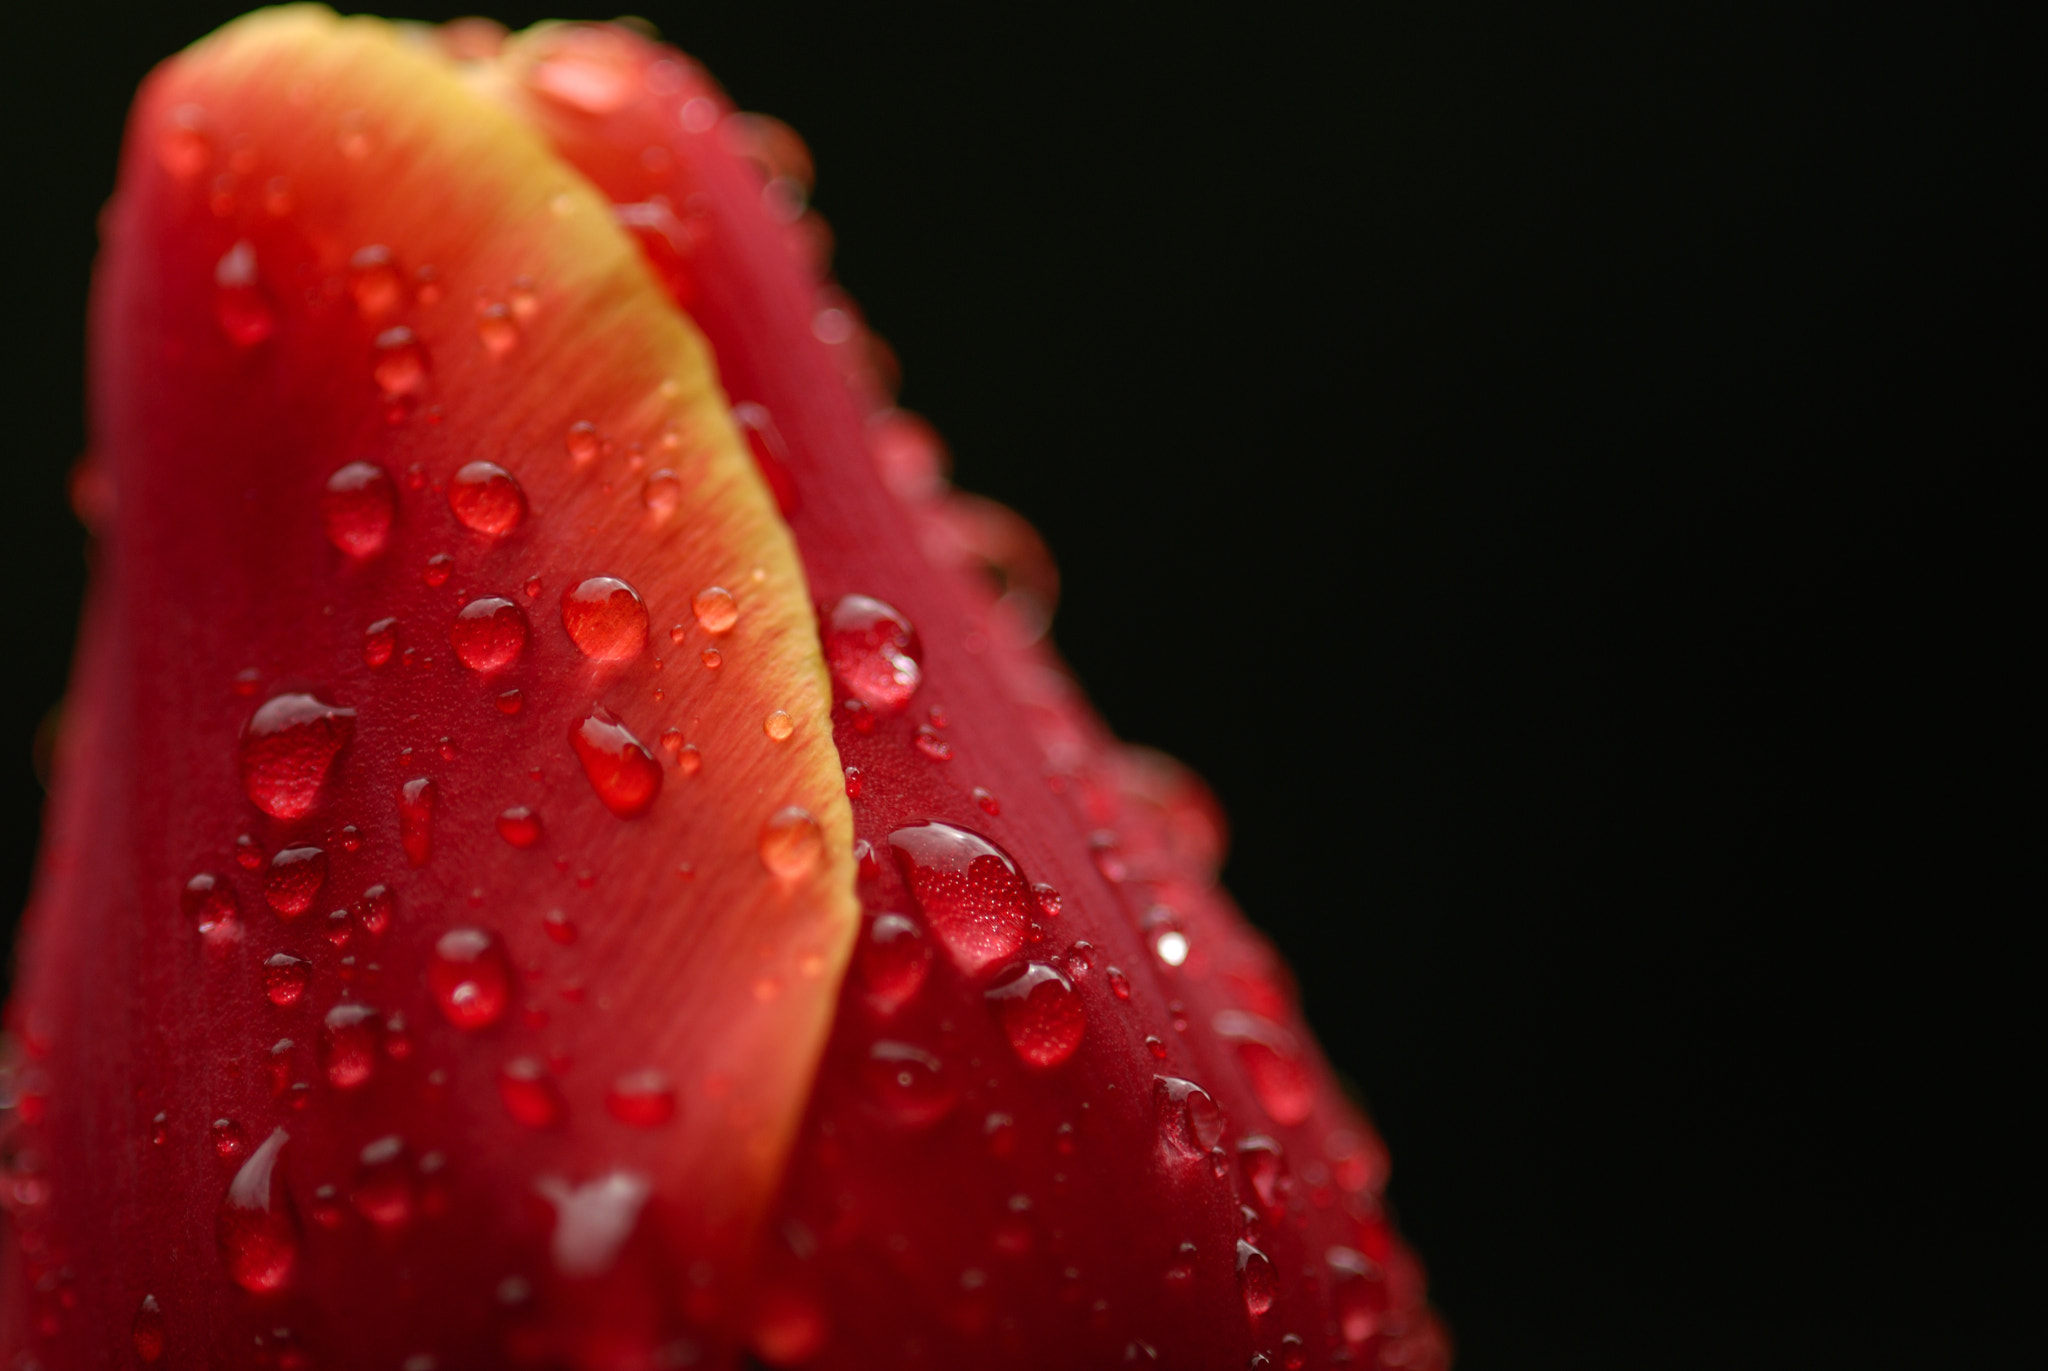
0, 10, 1446, 1368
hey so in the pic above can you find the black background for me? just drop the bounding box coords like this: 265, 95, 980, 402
2, 4, 2038, 1368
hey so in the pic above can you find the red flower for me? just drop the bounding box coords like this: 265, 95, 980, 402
1, 11, 1445, 1368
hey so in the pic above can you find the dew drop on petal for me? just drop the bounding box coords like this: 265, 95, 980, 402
429, 928, 512, 1030
363, 618, 397, 668
213, 240, 273, 347
351, 1135, 415, 1231
642, 469, 682, 517
450, 596, 529, 671
763, 710, 794, 742
475, 301, 519, 356
132, 1295, 165, 1363
181, 873, 237, 939
320, 1004, 382, 1089
263, 954, 310, 1007
758, 806, 823, 879
320, 462, 395, 557
1154, 1076, 1225, 1160
861, 1041, 957, 1128
240, 694, 354, 820
823, 595, 922, 712
1237, 1135, 1290, 1217
448, 461, 528, 537
496, 806, 541, 848
886, 822, 1029, 977
398, 777, 437, 867
372, 326, 428, 400
561, 576, 649, 662
691, 585, 738, 635
857, 913, 931, 1016
565, 420, 600, 464
264, 845, 327, 919
499, 1057, 565, 1128
1213, 1010, 1317, 1126
347, 245, 404, 320
215, 1127, 298, 1293
605, 1069, 678, 1128
984, 961, 1085, 1068
1237, 1240, 1277, 1317
569, 707, 662, 818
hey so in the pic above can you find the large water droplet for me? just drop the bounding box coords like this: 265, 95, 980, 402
1236, 1240, 1277, 1317
263, 954, 310, 1007
181, 873, 238, 939
351, 1135, 415, 1231
570, 707, 662, 818
823, 595, 922, 711
264, 845, 327, 919
984, 961, 1086, 1068
857, 913, 931, 1016
132, 1294, 165, 1363
213, 240, 274, 347
320, 1004, 382, 1089
240, 693, 355, 820
605, 1070, 678, 1128
499, 1057, 565, 1128
429, 928, 511, 1030
861, 1041, 957, 1128
758, 806, 824, 878
1154, 1076, 1225, 1160
1212, 1010, 1316, 1126
450, 596, 529, 672
320, 462, 395, 557
561, 576, 649, 662
886, 822, 1029, 977
691, 585, 738, 635
399, 776, 437, 867
216, 1128, 298, 1293
448, 461, 528, 537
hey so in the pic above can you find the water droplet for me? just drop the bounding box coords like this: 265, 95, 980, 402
211, 1116, 246, 1160
496, 805, 541, 848
1236, 1240, 1277, 1317
857, 913, 931, 1016
984, 961, 1085, 1068
264, 954, 310, 1006
823, 595, 922, 711
398, 776, 437, 867
542, 909, 577, 944
561, 576, 649, 661
347, 245, 404, 319
216, 1128, 298, 1293
1154, 1076, 1225, 1160
1213, 1011, 1316, 1126
1326, 1247, 1387, 1348
861, 1041, 957, 1128
605, 1069, 678, 1127
570, 707, 662, 817
264, 845, 327, 919
913, 727, 953, 762
675, 743, 702, 775
450, 596, 529, 671
355, 884, 393, 938
235, 833, 265, 871
687, 586, 738, 637
240, 693, 355, 820
565, 420, 600, 463
701, 647, 722, 670
843, 764, 862, 797
429, 928, 511, 1029
1106, 966, 1132, 1001
758, 806, 824, 878
973, 787, 1001, 815
499, 1057, 564, 1128
1065, 941, 1094, 977
1146, 1035, 1168, 1059
448, 461, 528, 537
321, 1004, 382, 1088
158, 104, 210, 177
1237, 1136, 1290, 1217
132, 1294, 165, 1363
351, 1135, 415, 1230
181, 873, 237, 939
1033, 883, 1063, 918
763, 709, 794, 741
642, 469, 682, 517
1154, 929, 1190, 967
422, 553, 453, 587
213, 240, 274, 346
658, 727, 684, 757
886, 822, 1029, 977
372, 326, 429, 400
320, 461, 395, 556
496, 688, 525, 715
475, 301, 519, 356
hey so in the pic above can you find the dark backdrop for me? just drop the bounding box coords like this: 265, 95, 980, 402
3, 4, 2038, 1368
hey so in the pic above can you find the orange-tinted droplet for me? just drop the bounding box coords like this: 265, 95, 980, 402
475, 301, 519, 356
347, 245, 404, 319
758, 806, 824, 879
448, 461, 528, 537
569, 707, 661, 818
692, 585, 738, 635
561, 576, 649, 662
764, 710, 794, 741
372, 326, 428, 400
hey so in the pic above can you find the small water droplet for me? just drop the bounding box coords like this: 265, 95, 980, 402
347, 245, 404, 319
561, 576, 649, 661
497, 688, 525, 715
181, 873, 238, 939
321, 1004, 382, 1088
211, 1116, 247, 1160
240, 693, 355, 820
861, 1040, 957, 1128
642, 469, 682, 517
450, 596, 528, 671
658, 727, 684, 757
372, 326, 428, 400
158, 104, 210, 177
213, 240, 274, 346
264, 845, 327, 919
605, 1069, 678, 1127
570, 707, 661, 818
499, 1057, 565, 1128
132, 1293, 165, 1363
216, 1128, 298, 1293
973, 787, 1001, 815
475, 301, 519, 356
351, 1135, 416, 1230
355, 884, 393, 938
843, 764, 862, 797
1238, 1136, 1290, 1216
675, 743, 702, 775
886, 822, 1030, 977
320, 462, 395, 557
763, 709, 794, 741
758, 806, 824, 879
914, 727, 953, 762
984, 961, 1085, 1068
823, 595, 922, 711
565, 420, 601, 464
700, 647, 722, 670
1032, 883, 1062, 918
496, 805, 542, 848
691, 585, 738, 635
235, 834, 265, 871
1107, 966, 1132, 1001
420, 553, 453, 588
858, 913, 931, 1016
1154, 1076, 1225, 1160
429, 928, 511, 1030
448, 461, 528, 537
398, 776, 437, 867
1236, 1240, 1277, 1317
1213, 1011, 1316, 1126
264, 953, 310, 1006
1146, 1035, 1168, 1059
1327, 1247, 1386, 1348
